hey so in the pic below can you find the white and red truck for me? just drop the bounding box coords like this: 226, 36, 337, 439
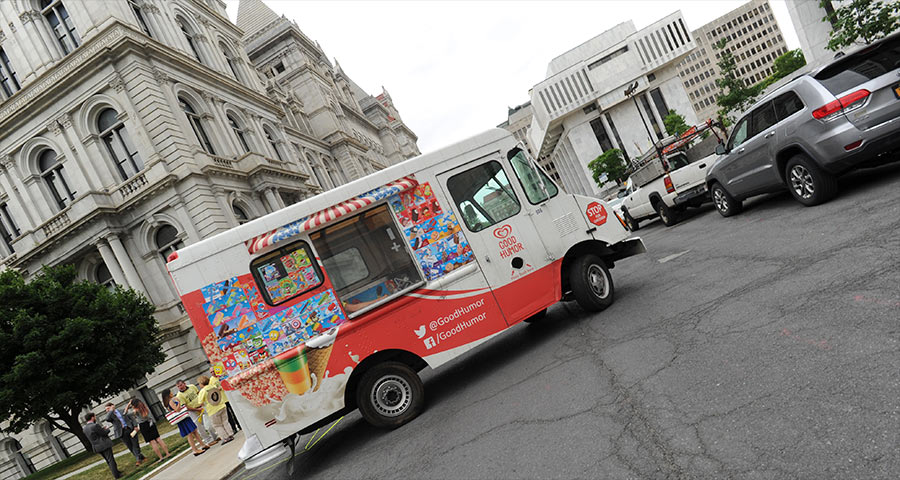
165, 128, 646, 467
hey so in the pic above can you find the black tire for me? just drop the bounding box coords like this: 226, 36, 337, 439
523, 308, 548, 324
356, 362, 424, 429
622, 209, 640, 231
569, 255, 614, 312
710, 182, 742, 217
654, 201, 679, 226
785, 154, 838, 206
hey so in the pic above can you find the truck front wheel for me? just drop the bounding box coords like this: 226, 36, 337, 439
623, 209, 640, 231
356, 361, 424, 429
655, 202, 679, 227
569, 255, 614, 312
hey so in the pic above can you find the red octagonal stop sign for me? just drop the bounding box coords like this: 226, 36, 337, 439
586, 202, 608, 226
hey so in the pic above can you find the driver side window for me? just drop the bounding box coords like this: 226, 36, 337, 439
728, 117, 750, 150
447, 160, 521, 232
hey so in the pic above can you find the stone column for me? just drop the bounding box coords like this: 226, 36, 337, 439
262, 188, 281, 212
48, 119, 97, 192
599, 114, 621, 151
105, 233, 147, 294
0, 158, 37, 229
645, 93, 665, 139
95, 238, 128, 287
19, 11, 56, 66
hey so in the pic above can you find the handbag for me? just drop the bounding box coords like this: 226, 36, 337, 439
164, 407, 190, 424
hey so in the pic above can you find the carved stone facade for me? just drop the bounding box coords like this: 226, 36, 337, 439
0, 0, 418, 477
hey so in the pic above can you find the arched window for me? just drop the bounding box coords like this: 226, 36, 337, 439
95, 262, 115, 288
155, 224, 184, 261
307, 153, 327, 188
177, 18, 203, 64
233, 203, 249, 225
227, 114, 250, 153
179, 97, 216, 154
98, 108, 143, 180
220, 42, 240, 81
263, 127, 284, 162
40, 0, 80, 54
39, 149, 75, 210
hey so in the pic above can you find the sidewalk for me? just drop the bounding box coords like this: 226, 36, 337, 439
138, 430, 245, 480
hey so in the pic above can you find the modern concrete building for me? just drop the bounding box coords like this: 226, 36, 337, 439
0, 0, 418, 477
528, 12, 698, 197
786, 0, 849, 68
677, 0, 790, 123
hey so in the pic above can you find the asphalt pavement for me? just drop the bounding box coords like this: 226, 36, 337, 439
227, 161, 900, 480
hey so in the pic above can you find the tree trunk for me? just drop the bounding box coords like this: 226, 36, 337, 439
47, 410, 93, 454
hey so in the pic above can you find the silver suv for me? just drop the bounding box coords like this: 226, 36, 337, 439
707, 33, 900, 217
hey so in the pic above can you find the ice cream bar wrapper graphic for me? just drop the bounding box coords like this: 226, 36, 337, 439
273, 346, 313, 395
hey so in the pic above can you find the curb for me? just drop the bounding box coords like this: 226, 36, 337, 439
135, 448, 192, 480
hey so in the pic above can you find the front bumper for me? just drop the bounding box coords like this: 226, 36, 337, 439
606, 237, 647, 263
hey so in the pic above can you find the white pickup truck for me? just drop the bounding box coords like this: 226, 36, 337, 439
620, 151, 715, 230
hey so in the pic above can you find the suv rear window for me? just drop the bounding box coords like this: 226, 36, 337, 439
814, 35, 900, 94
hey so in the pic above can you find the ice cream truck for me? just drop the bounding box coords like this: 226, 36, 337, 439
166, 128, 646, 466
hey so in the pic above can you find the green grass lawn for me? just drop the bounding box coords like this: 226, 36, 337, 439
24, 421, 182, 480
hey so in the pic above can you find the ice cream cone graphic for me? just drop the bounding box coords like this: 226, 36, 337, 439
304, 328, 338, 392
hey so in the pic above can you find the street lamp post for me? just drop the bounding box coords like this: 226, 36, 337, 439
624, 81, 662, 162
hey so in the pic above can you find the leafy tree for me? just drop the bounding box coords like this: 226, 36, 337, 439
771, 49, 807, 81
714, 39, 763, 121
663, 110, 690, 137
0, 265, 165, 453
588, 149, 628, 187
822, 0, 900, 51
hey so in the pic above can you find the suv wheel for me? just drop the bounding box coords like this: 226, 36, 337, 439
654, 202, 679, 227
785, 154, 838, 206
711, 182, 742, 217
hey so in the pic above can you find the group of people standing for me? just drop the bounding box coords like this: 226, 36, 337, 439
82, 370, 240, 479
82, 399, 170, 479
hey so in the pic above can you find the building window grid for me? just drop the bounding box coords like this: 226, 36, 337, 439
263, 128, 284, 162
41, 0, 80, 55
178, 20, 203, 64
228, 114, 251, 153
0, 202, 19, 253
129, 0, 152, 37
0, 48, 21, 98
179, 97, 216, 155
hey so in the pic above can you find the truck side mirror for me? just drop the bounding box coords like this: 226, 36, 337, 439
715, 143, 727, 155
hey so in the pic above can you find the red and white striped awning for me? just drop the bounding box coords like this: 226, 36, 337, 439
245, 176, 418, 254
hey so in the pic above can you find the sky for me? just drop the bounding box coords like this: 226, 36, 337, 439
225, 1, 800, 154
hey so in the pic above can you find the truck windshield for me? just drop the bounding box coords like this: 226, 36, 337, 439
508, 151, 558, 204
310, 204, 423, 315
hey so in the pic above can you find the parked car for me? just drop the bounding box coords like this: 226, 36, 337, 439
707, 32, 900, 217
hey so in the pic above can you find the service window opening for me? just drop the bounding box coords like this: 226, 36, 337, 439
310, 204, 423, 316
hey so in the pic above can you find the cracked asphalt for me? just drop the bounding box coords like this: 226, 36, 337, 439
228, 162, 900, 480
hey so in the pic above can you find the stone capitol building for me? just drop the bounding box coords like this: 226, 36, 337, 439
0, 0, 419, 476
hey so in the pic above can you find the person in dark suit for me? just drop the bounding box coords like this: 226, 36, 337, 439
105, 401, 145, 466
83, 412, 121, 479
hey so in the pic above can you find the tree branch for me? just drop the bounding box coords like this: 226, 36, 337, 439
43, 415, 72, 433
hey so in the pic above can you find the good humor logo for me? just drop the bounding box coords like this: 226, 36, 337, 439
419, 299, 487, 350
492, 224, 524, 259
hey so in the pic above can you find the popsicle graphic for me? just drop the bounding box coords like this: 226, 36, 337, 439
273, 346, 314, 395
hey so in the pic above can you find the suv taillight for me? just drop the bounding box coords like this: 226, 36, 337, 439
812, 89, 870, 121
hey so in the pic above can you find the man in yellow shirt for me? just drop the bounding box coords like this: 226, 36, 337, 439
175, 380, 219, 446
197, 375, 234, 444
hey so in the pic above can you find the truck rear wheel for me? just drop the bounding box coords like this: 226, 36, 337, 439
655, 202, 679, 227
356, 361, 424, 429
569, 255, 614, 312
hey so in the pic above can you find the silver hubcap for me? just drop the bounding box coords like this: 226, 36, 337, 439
371, 375, 412, 417
790, 165, 815, 199
713, 188, 728, 213
587, 264, 609, 299
658, 207, 668, 222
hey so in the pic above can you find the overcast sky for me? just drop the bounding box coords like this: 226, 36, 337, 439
225, 1, 800, 154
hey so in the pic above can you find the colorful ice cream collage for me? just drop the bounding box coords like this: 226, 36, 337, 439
389, 183, 475, 281
201, 272, 346, 381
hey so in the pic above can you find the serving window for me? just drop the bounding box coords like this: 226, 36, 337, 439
310, 203, 423, 316
250, 240, 323, 306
